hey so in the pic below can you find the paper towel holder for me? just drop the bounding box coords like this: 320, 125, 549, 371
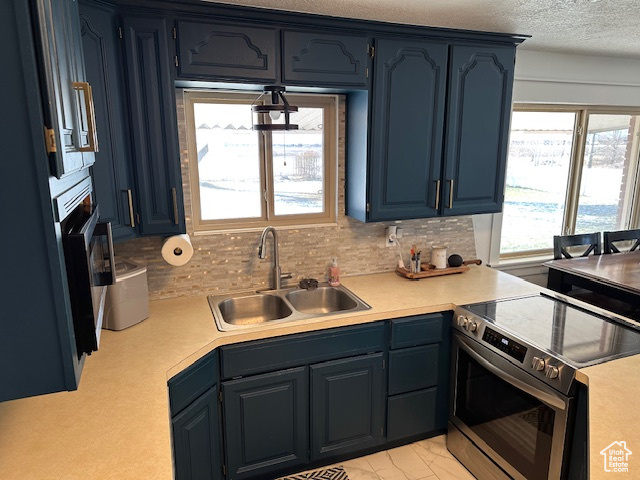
161, 234, 194, 266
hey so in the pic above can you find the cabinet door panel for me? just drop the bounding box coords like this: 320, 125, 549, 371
172, 387, 223, 480
122, 16, 185, 235
80, 1, 135, 241
443, 44, 515, 216
176, 20, 277, 82
311, 353, 384, 460
283, 30, 368, 87
369, 38, 448, 221
387, 387, 437, 441
37, 0, 95, 177
222, 368, 308, 480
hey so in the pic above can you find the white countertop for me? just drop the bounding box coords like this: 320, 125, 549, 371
0, 267, 635, 479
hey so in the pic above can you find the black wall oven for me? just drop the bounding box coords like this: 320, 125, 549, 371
62, 203, 114, 358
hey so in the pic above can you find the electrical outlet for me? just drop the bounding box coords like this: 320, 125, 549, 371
386, 226, 398, 247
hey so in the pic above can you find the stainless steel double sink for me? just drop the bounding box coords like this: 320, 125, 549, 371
208, 284, 371, 331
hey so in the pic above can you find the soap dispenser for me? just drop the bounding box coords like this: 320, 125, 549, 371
328, 258, 340, 286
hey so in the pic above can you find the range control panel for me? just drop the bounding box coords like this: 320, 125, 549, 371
483, 327, 527, 363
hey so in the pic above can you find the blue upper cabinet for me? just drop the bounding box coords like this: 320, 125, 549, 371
347, 38, 518, 222
175, 20, 278, 82
37, 0, 98, 178
80, 1, 136, 242
282, 30, 369, 87
367, 38, 448, 222
122, 15, 185, 235
442, 45, 515, 216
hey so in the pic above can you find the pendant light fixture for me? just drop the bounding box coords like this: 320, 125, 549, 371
252, 86, 298, 131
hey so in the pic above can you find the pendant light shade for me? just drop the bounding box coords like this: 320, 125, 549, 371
252, 86, 298, 131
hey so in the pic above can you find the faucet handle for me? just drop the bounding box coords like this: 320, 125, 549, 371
281, 272, 293, 281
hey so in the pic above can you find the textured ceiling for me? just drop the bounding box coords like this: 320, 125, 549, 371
202, 0, 640, 59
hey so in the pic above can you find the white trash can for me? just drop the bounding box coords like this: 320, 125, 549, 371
103, 259, 149, 331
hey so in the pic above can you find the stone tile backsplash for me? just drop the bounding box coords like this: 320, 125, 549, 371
115, 92, 477, 300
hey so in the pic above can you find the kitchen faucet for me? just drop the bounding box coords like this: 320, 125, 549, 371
258, 226, 292, 290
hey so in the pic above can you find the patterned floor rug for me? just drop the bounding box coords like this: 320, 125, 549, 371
278, 465, 349, 480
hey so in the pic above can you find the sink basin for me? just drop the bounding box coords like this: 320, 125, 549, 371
285, 286, 358, 314
208, 284, 370, 331
216, 294, 292, 326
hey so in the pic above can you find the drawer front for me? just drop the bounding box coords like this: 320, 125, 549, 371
221, 323, 385, 379
387, 387, 437, 442
168, 352, 219, 416
390, 313, 444, 349
388, 344, 439, 395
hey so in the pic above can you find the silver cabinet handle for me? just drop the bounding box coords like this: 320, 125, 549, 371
435, 180, 441, 210
171, 187, 179, 225
127, 189, 135, 228
448, 179, 454, 209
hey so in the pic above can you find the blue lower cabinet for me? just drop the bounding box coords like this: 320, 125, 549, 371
388, 344, 439, 395
172, 387, 223, 480
222, 367, 309, 480
386, 312, 452, 442
387, 388, 437, 442
311, 353, 385, 460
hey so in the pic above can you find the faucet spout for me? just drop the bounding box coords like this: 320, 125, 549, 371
258, 226, 287, 290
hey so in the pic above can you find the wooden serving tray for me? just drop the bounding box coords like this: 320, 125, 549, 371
396, 263, 470, 280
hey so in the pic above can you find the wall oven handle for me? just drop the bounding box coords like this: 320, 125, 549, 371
457, 335, 567, 411
94, 221, 116, 286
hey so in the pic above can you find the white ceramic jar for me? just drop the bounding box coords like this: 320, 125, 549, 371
431, 245, 448, 269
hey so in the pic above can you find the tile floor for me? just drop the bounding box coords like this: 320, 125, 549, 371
286, 435, 476, 480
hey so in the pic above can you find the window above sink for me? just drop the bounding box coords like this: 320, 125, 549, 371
184, 91, 338, 233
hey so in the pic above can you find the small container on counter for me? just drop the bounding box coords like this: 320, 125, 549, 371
431, 245, 448, 269
328, 258, 340, 286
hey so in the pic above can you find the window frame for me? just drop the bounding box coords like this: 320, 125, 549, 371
184, 90, 338, 233
499, 103, 640, 259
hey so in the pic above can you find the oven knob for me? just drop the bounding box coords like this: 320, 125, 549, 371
532, 357, 546, 371
467, 320, 478, 333
545, 365, 559, 379
457, 315, 469, 328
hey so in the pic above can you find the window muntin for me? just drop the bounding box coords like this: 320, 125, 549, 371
500, 106, 640, 257
185, 91, 337, 231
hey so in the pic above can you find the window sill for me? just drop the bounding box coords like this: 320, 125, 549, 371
493, 254, 554, 268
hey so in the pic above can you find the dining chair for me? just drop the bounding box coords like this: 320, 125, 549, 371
553, 233, 602, 260
603, 229, 640, 254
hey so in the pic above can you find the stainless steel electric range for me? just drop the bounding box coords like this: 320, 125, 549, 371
448, 293, 640, 480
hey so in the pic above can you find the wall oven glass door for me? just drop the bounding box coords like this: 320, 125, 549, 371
63, 205, 114, 358
451, 334, 571, 480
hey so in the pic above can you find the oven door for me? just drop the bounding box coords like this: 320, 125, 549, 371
450, 332, 571, 480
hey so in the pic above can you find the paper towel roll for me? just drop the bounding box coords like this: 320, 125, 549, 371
161, 234, 194, 266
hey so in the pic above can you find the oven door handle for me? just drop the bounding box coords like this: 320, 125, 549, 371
457, 335, 567, 411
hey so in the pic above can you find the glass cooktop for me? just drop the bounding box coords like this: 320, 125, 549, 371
465, 294, 640, 367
